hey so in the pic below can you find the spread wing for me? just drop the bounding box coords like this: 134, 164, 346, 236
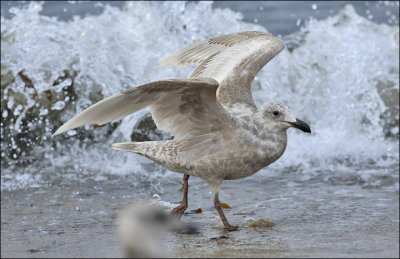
158, 31, 285, 114
53, 78, 232, 141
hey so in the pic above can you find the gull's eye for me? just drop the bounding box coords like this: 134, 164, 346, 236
273, 111, 279, 116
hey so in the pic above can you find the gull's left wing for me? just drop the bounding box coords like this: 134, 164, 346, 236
159, 31, 285, 114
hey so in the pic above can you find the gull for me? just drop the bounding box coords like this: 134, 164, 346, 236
54, 31, 311, 231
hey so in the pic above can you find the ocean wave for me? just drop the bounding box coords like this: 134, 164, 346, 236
1, 2, 398, 191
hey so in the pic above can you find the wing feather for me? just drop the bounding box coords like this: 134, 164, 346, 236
158, 31, 269, 68
158, 31, 285, 115
192, 34, 285, 112
53, 78, 226, 140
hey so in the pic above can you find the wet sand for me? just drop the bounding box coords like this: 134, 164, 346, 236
1, 168, 399, 258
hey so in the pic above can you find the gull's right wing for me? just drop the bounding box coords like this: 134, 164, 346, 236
53, 78, 234, 141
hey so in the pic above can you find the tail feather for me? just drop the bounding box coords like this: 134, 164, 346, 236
112, 140, 186, 173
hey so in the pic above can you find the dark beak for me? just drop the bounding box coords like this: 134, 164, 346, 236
287, 118, 311, 133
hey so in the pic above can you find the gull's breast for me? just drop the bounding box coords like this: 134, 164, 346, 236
189, 130, 287, 181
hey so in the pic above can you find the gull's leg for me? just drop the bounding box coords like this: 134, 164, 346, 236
170, 174, 190, 218
214, 192, 239, 231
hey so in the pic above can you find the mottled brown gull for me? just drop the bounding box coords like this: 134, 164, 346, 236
53, 31, 311, 231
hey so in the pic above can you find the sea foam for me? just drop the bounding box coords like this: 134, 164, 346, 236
1, 2, 398, 191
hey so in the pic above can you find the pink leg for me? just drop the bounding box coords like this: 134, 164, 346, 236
214, 192, 238, 231
170, 174, 190, 218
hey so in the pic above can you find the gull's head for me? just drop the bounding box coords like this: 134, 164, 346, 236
256, 102, 311, 133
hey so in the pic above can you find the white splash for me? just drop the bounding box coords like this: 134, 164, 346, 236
1, 2, 398, 191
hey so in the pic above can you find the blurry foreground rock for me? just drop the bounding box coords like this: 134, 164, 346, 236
117, 202, 170, 258
117, 200, 199, 258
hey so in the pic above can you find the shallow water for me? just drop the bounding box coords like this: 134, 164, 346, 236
1, 166, 398, 257
1, 1, 399, 258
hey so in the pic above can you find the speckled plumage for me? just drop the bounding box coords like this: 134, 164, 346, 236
54, 31, 311, 229
113, 114, 288, 193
